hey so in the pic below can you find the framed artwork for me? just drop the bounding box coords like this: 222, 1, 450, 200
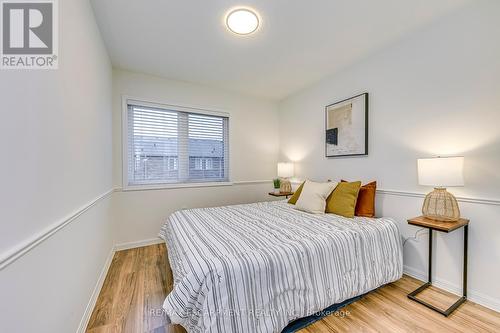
325, 93, 368, 157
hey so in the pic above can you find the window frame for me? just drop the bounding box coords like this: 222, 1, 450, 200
122, 96, 232, 191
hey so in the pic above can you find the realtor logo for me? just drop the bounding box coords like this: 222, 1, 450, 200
1, 0, 58, 69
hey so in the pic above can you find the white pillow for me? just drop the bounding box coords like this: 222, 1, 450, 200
295, 180, 338, 214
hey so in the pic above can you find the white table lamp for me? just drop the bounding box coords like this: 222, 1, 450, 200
418, 156, 464, 221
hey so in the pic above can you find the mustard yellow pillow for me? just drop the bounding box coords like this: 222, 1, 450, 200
287, 182, 304, 204
325, 181, 362, 217
342, 180, 377, 217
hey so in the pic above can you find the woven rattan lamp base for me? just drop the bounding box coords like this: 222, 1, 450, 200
279, 179, 292, 193
422, 188, 460, 222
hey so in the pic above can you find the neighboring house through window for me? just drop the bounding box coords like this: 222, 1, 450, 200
124, 99, 229, 188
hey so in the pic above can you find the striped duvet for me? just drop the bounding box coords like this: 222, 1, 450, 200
159, 200, 403, 333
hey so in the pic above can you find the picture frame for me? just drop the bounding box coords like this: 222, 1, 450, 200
325, 92, 368, 157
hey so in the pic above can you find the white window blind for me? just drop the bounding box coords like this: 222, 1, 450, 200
126, 102, 229, 186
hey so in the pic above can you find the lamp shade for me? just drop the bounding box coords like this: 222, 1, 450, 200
277, 162, 294, 178
417, 156, 464, 187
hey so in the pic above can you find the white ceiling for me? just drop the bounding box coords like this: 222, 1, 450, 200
91, 0, 470, 101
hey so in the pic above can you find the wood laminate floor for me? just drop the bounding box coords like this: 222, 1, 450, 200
86, 244, 500, 333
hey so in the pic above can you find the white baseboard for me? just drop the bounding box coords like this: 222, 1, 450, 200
403, 265, 500, 313
114, 237, 164, 251
77, 246, 115, 333
77, 238, 165, 333
76, 238, 166, 332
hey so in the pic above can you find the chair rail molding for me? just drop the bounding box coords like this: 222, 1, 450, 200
289, 180, 500, 206
377, 188, 500, 206
1, 181, 273, 270
3, 182, 497, 271
0, 188, 115, 271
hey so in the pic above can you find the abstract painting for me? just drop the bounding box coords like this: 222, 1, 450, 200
325, 93, 368, 157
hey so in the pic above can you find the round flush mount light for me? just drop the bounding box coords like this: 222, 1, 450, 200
225, 8, 260, 35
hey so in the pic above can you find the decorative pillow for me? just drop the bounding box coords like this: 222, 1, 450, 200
287, 182, 304, 204
295, 180, 338, 214
341, 180, 377, 217
325, 181, 362, 218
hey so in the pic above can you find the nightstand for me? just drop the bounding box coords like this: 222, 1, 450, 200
407, 216, 469, 316
268, 191, 294, 199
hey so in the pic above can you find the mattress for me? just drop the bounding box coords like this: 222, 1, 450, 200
159, 200, 403, 333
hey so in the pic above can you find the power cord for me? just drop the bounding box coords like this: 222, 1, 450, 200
403, 228, 427, 246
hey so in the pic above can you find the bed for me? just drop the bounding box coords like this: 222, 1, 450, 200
159, 200, 403, 333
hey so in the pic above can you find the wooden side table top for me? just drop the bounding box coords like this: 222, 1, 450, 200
408, 216, 469, 233
268, 191, 294, 197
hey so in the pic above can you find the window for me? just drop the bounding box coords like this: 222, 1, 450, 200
205, 158, 213, 170
194, 158, 202, 170
193, 158, 214, 171
125, 100, 229, 187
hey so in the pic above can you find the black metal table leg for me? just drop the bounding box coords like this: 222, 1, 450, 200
428, 228, 432, 283
463, 225, 468, 297
407, 226, 468, 316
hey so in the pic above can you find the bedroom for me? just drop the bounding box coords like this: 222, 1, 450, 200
0, 0, 499, 332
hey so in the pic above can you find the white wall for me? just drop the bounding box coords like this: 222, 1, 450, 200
0, 0, 114, 331
112, 69, 280, 245
278, 0, 500, 310
2, 2, 499, 331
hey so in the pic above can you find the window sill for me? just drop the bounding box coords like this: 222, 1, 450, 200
120, 181, 234, 192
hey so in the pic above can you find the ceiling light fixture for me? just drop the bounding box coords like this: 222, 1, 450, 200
225, 8, 260, 35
